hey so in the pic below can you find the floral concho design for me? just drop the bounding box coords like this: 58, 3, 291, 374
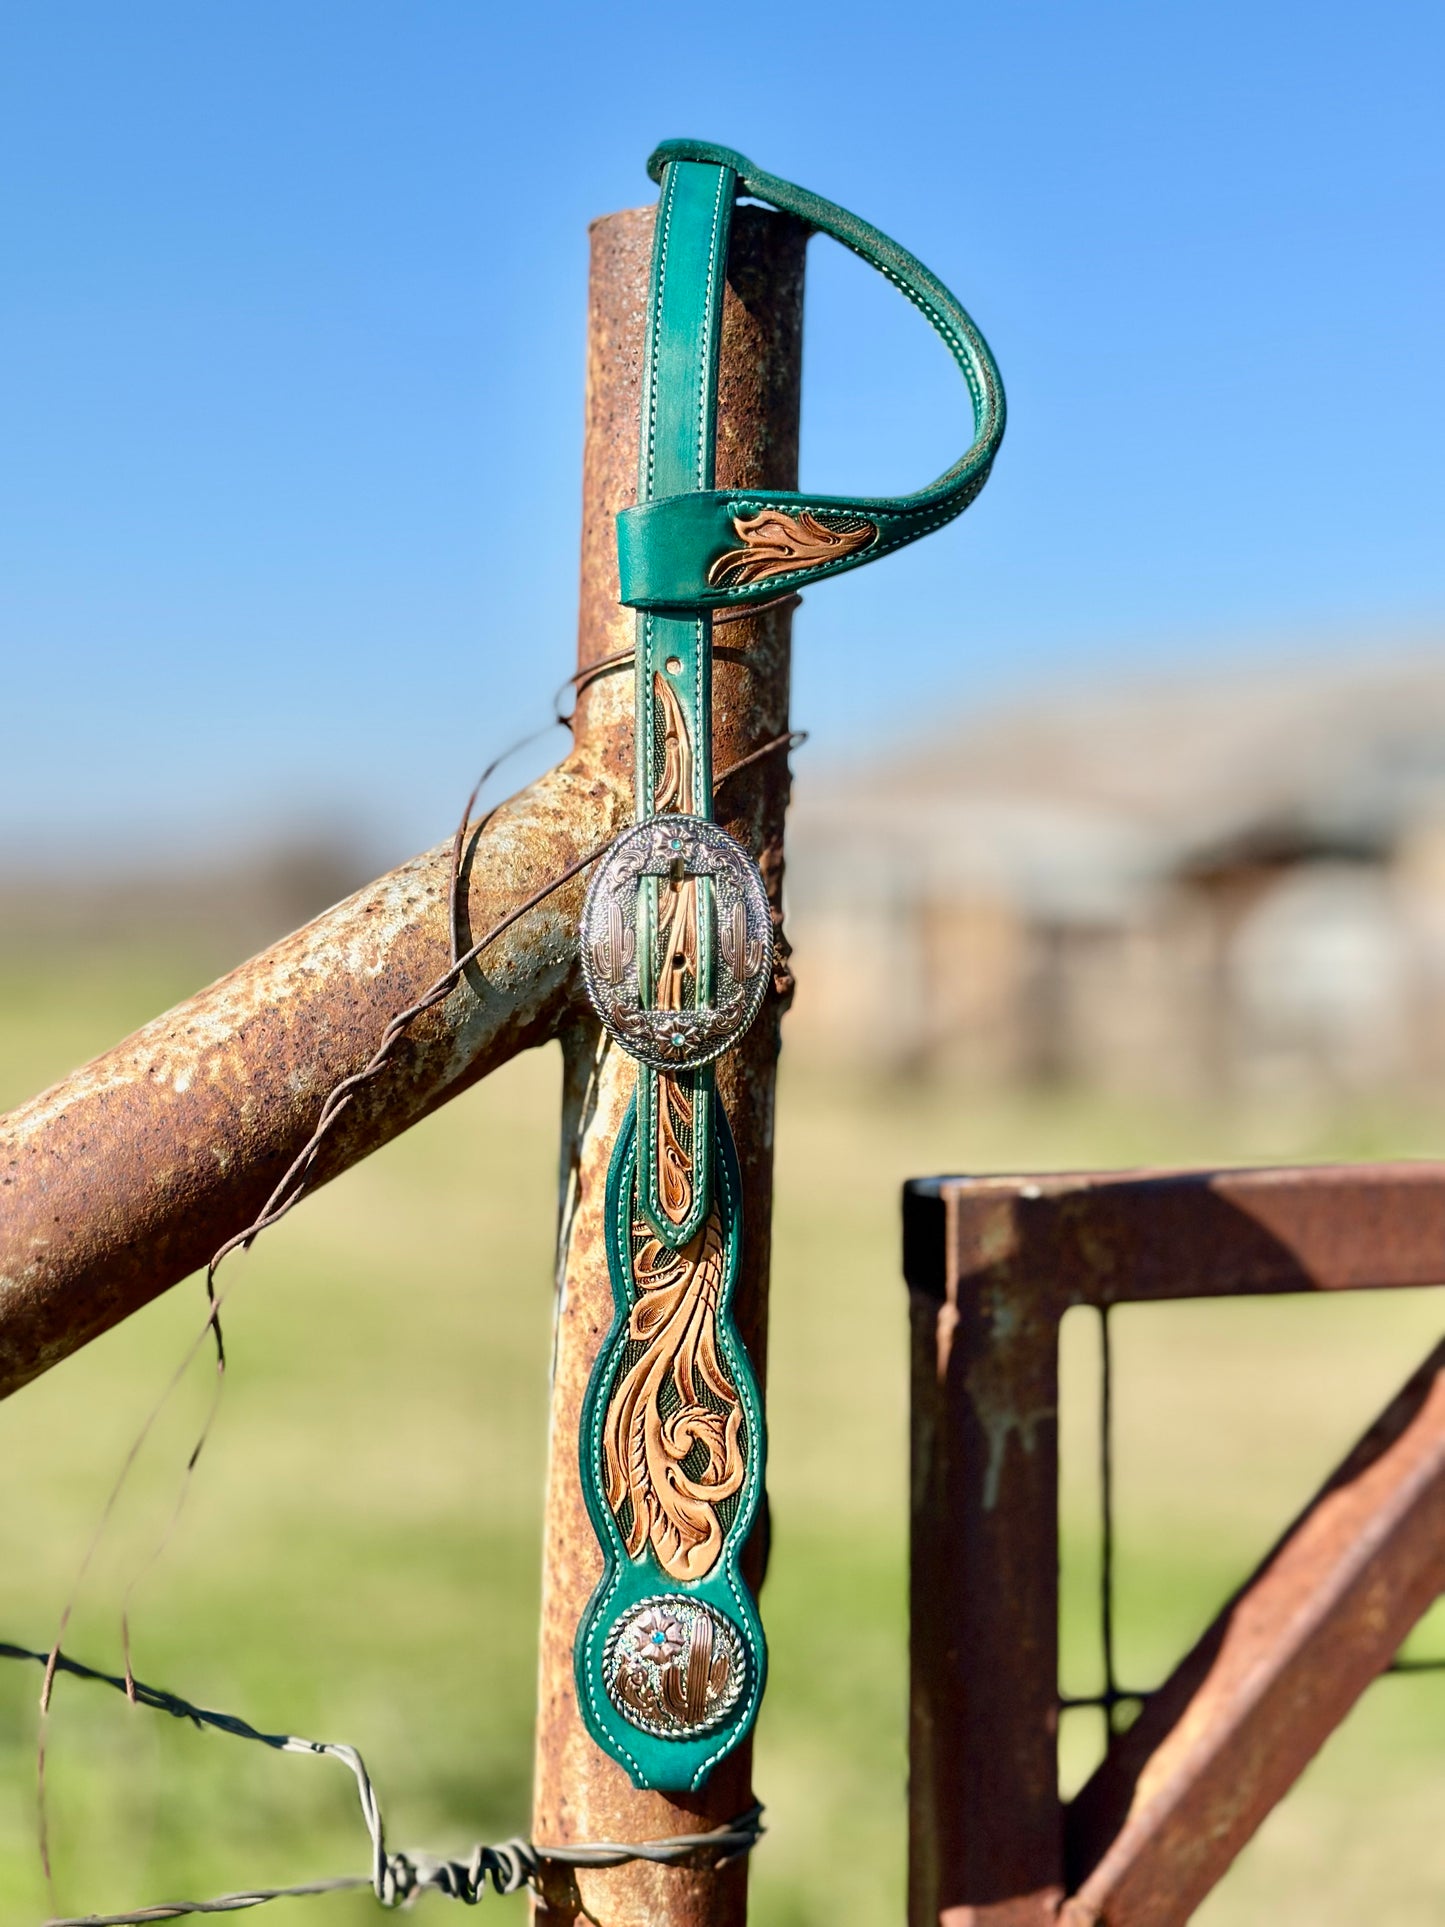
601, 1594, 747, 1739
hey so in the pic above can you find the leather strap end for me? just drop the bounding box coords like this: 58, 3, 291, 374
617, 490, 889, 611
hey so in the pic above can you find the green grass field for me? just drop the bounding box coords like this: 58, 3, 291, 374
1, 946, 1441, 1924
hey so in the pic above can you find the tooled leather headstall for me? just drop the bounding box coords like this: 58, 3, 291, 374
574, 138, 1005, 1793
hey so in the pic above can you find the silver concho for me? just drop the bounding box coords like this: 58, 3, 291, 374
580, 815, 771, 1072
602, 1595, 747, 1739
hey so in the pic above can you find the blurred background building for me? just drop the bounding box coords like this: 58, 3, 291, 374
786, 650, 1445, 1098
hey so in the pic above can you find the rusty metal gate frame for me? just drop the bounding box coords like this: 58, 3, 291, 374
903, 1164, 1445, 1927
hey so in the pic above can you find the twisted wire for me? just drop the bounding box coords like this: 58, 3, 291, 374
6, 1642, 763, 1923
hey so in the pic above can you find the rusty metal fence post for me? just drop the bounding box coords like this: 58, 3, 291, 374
530, 201, 804, 1927
906, 1182, 1064, 1925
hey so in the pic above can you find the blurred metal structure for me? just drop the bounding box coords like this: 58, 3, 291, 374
904, 1164, 1445, 1927
0, 200, 803, 1927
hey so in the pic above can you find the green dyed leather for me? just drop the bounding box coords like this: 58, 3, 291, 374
574, 149, 763, 1793
617, 140, 1005, 613
631, 150, 735, 1248
628, 154, 736, 1249
574, 1098, 765, 1792
575, 140, 1004, 1796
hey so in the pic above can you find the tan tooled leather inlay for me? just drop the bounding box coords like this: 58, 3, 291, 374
602, 1211, 745, 1581
706, 506, 876, 587
651, 671, 697, 1229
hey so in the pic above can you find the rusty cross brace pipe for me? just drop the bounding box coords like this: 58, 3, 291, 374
0, 204, 805, 1927
0, 756, 602, 1401
1061, 1336, 1445, 1927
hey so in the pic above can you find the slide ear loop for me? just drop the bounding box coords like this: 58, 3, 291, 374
618, 138, 1006, 613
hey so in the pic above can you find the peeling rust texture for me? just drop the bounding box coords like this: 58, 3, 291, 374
0, 758, 627, 1403
904, 1163, 1445, 1317
1, 196, 805, 1410
1062, 1339, 1445, 1927
902, 1166, 1445, 1927
531, 204, 805, 1927
906, 1183, 1064, 1927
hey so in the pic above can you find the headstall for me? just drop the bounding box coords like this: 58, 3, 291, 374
574, 138, 1005, 1793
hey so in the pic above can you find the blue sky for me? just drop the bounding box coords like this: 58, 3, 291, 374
3, 1, 1442, 868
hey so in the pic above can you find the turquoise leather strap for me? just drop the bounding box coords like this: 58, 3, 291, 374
630, 153, 735, 1247
574, 147, 766, 1794
573, 1095, 764, 1794
576, 140, 1005, 1797
617, 138, 1005, 613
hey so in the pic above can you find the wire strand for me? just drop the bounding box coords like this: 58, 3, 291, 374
9, 1641, 764, 1924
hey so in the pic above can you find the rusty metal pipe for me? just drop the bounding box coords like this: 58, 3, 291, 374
906, 1185, 1066, 1927
0, 203, 802, 1414
530, 204, 804, 1927
1062, 1338, 1445, 1927
0, 756, 627, 1403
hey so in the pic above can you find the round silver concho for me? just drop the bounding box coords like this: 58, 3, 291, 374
580, 815, 772, 1072
602, 1595, 748, 1740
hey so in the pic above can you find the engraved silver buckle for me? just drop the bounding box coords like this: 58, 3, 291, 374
580, 816, 771, 1071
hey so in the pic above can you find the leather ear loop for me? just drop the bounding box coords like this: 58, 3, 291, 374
656, 137, 1004, 482
617, 139, 1006, 613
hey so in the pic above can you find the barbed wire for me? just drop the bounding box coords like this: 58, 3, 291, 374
4, 1642, 763, 1922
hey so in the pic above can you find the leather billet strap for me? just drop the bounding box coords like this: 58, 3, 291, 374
574, 142, 1004, 1795
618, 137, 1006, 613
630, 152, 734, 1247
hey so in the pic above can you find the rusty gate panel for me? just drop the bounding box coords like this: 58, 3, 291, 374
904, 1165, 1445, 1927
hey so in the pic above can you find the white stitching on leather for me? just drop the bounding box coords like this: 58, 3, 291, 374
696, 168, 728, 490
644, 170, 679, 497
